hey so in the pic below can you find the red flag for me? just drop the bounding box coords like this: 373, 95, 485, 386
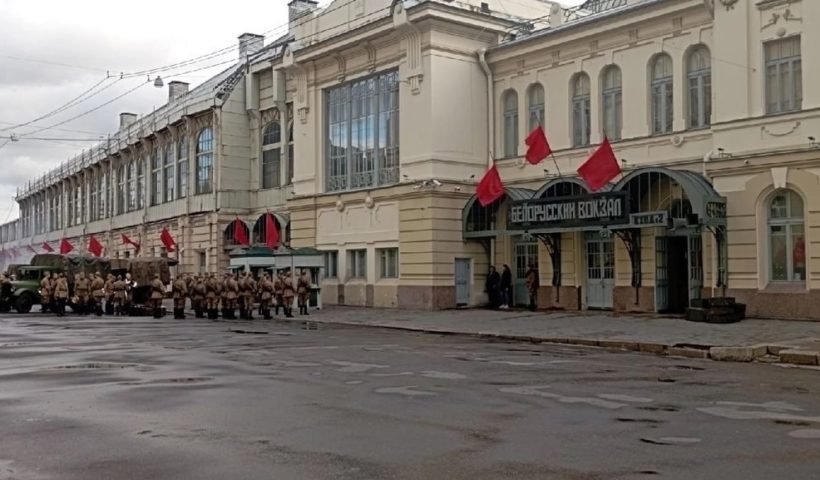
476, 164, 505, 207
121, 233, 141, 254
265, 213, 280, 250
26, 245, 37, 254
42, 242, 54, 253
59, 239, 74, 255
88, 235, 104, 257
233, 217, 250, 246
577, 137, 621, 192
524, 126, 552, 165
160, 227, 176, 252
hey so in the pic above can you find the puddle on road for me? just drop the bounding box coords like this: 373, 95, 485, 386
500, 385, 656, 410
374, 386, 437, 397
330, 361, 389, 373
640, 437, 702, 446
52, 362, 141, 370
787, 429, 820, 439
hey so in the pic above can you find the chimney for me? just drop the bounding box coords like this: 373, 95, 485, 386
168, 81, 189, 102
238, 33, 265, 61
289, 0, 318, 25
119, 112, 137, 130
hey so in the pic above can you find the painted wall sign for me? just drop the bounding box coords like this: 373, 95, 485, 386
508, 192, 629, 230
706, 201, 727, 219
630, 211, 668, 227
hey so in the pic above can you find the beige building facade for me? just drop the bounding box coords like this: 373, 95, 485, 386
3, 0, 820, 320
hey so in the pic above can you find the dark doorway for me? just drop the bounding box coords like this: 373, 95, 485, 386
666, 237, 689, 314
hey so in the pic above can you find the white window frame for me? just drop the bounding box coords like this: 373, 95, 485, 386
196, 128, 214, 195
347, 249, 367, 280
164, 144, 175, 202
651, 54, 674, 135
572, 73, 591, 147
527, 83, 545, 133
765, 36, 802, 115
151, 147, 162, 206
687, 46, 712, 129
768, 189, 805, 284
261, 119, 282, 189
178, 138, 188, 199
601, 66, 622, 141
377, 248, 398, 279
502, 89, 519, 157
323, 250, 339, 278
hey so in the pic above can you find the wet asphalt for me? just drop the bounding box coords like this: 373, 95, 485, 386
0, 313, 819, 480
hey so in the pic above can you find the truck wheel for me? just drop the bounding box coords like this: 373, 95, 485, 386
15, 294, 33, 314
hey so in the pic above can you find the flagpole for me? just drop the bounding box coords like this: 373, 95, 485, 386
536, 119, 562, 178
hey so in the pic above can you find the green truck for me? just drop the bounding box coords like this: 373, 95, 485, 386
1, 265, 55, 313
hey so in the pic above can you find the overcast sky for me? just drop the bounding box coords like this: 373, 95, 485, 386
0, 0, 584, 225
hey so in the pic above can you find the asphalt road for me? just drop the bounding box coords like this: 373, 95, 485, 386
1, 313, 819, 480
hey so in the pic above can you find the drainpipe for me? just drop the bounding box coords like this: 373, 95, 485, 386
477, 48, 494, 166
702, 149, 715, 180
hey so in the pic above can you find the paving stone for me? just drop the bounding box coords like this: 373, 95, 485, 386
597, 340, 640, 352
667, 347, 710, 359
778, 350, 820, 366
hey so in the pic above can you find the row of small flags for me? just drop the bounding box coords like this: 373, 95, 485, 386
476, 125, 621, 206
0, 213, 282, 260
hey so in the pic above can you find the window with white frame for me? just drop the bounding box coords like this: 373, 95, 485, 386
765, 36, 802, 114
127, 160, 136, 211
768, 189, 805, 283
601, 66, 622, 140
99, 171, 107, 220
326, 70, 400, 192
164, 144, 175, 202
651, 54, 674, 134
196, 127, 214, 194
347, 249, 367, 279
75, 182, 82, 224
262, 119, 281, 189
527, 83, 545, 133
178, 138, 188, 198
502, 89, 518, 157
88, 171, 98, 221
116, 165, 125, 215
151, 148, 162, 206
377, 248, 398, 279
323, 250, 338, 278
687, 45, 712, 129
136, 157, 145, 209
572, 73, 591, 147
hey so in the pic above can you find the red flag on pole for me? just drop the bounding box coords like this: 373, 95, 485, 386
233, 217, 250, 246
160, 227, 176, 252
42, 242, 54, 253
88, 235, 104, 257
59, 239, 74, 254
577, 137, 621, 192
476, 163, 505, 207
121, 233, 141, 254
524, 126, 552, 165
265, 213, 280, 250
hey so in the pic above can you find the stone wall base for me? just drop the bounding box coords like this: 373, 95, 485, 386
539, 286, 581, 310
726, 289, 820, 321
397, 285, 455, 310
614, 286, 655, 313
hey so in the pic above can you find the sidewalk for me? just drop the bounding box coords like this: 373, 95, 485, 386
293, 307, 820, 367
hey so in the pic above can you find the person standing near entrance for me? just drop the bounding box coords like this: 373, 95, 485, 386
500, 264, 512, 309
525, 262, 540, 311
485, 266, 501, 309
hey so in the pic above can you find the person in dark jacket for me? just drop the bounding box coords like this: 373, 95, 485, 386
500, 264, 512, 309
485, 265, 501, 309
525, 262, 540, 311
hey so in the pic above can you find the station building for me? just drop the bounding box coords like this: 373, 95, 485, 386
2, 0, 820, 320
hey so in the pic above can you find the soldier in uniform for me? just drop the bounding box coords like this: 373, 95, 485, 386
172, 275, 188, 319
193, 275, 206, 318
124, 273, 134, 313
150, 274, 165, 318
259, 273, 274, 320
273, 272, 284, 316
75, 272, 90, 316
112, 275, 126, 316
282, 270, 295, 318
237, 272, 248, 319
225, 273, 239, 320
90, 272, 105, 316
219, 273, 229, 319
243, 272, 257, 320
40, 272, 52, 313
297, 270, 311, 316
54, 273, 69, 317
104, 274, 115, 315
206, 274, 220, 320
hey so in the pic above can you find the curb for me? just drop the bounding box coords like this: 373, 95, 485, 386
277, 317, 819, 368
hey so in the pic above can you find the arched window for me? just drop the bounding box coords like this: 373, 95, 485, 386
572, 73, 591, 147
116, 165, 125, 215
164, 143, 175, 202
601, 66, 622, 140
502, 90, 518, 157
223, 220, 250, 247
768, 189, 805, 282
177, 138, 188, 199
151, 147, 162, 206
687, 45, 711, 129
127, 159, 137, 211
252, 213, 284, 246
651, 54, 674, 134
527, 83, 545, 132
136, 157, 145, 209
196, 127, 214, 194
261, 120, 281, 189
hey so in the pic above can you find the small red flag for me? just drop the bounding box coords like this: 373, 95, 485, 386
265, 213, 280, 250
42, 242, 54, 253
122, 233, 141, 254
577, 137, 621, 192
233, 217, 250, 246
476, 164, 505, 207
524, 126, 552, 165
160, 227, 176, 252
59, 239, 74, 255
88, 235, 104, 257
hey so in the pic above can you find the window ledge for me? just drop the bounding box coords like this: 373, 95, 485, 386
760, 283, 808, 294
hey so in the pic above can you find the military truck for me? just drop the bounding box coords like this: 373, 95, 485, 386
5, 265, 58, 313
27, 254, 112, 313
110, 257, 172, 315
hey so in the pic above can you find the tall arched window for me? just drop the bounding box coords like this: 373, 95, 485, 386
164, 143, 175, 202
177, 138, 188, 199
687, 45, 711, 129
601, 66, 622, 140
769, 189, 805, 282
262, 120, 281, 189
572, 73, 591, 147
127, 159, 137, 211
527, 83, 545, 132
116, 165, 125, 215
136, 157, 145, 209
196, 127, 214, 194
502, 90, 518, 157
651, 54, 674, 134
151, 147, 162, 206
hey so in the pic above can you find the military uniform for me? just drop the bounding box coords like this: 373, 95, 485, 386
242, 273, 256, 320
172, 276, 188, 319
205, 274, 220, 319
40, 273, 52, 313
193, 276, 206, 318
273, 274, 284, 316
54, 275, 69, 317
112, 277, 126, 316
297, 272, 311, 316
150, 275, 165, 318
282, 273, 295, 318
75, 273, 90, 315
225, 274, 239, 320
104, 275, 115, 315
91, 273, 105, 316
